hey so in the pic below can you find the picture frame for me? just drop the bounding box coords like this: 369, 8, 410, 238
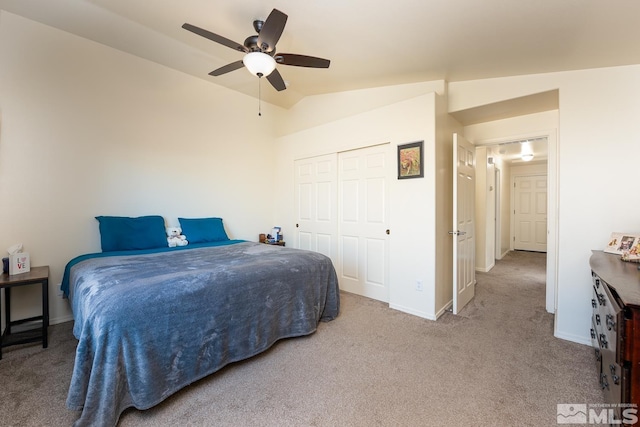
397, 141, 424, 179
604, 232, 640, 255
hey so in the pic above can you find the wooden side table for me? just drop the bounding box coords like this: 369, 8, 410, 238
263, 241, 286, 247
0, 266, 49, 360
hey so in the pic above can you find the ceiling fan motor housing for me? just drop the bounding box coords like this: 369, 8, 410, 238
244, 35, 259, 51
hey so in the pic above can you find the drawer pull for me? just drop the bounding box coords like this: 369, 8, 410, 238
600, 334, 608, 349
595, 278, 601, 288
610, 364, 620, 385
601, 373, 609, 390
591, 328, 596, 339
592, 298, 597, 308
597, 293, 606, 306
606, 314, 616, 331
595, 314, 601, 325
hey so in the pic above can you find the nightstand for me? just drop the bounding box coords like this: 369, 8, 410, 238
263, 241, 286, 247
0, 266, 49, 359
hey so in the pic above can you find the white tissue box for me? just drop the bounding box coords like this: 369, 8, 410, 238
9, 252, 30, 275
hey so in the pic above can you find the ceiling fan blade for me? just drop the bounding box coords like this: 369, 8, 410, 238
275, 54, 330, 68
209, 60, 245, 76
266, 69, 287, 91
182, 23, 248, 53
257, 9, 287, 52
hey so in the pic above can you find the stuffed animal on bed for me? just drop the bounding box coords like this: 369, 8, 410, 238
166, 226, 188, 247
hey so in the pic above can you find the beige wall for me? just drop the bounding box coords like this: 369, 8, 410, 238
0, 12, 283, 324
277, 81, 446, 137
473, 146, 493, 272
433, 94, 460, 315
497, 160, 511, 258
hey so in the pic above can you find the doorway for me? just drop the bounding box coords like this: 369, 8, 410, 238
476, 132, 557, 314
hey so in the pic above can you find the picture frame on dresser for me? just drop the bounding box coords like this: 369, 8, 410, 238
604, 232, 640, 255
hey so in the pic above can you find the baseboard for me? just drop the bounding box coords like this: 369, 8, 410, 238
389, 303, 437, 321
435, 301, 452, 319
50, 315, 73, 325
554, 330, 591, 346
475, 261, 496, 273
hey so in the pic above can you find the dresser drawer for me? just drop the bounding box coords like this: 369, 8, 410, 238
592, 275, 622, 363
601, 350, 623, 412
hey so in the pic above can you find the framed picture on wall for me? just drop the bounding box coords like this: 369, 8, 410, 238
397, 141, 424, 179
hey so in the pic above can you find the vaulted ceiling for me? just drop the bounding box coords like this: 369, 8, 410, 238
2, 0, 639, 109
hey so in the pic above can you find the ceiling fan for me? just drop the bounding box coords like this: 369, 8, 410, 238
182, 8, 330, 92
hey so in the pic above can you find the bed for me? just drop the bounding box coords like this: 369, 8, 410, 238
61, 216, 340, 427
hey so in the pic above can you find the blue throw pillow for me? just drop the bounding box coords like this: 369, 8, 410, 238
178, 217, 229, 244
95, 215, 167, 252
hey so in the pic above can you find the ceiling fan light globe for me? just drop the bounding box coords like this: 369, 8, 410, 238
243, 52, 276, 77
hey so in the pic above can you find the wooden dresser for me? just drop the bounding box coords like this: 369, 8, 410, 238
590, 250, 640, 420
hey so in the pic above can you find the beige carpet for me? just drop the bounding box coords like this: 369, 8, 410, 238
0, 250, 603, 426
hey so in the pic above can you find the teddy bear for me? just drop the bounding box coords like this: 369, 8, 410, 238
166, 226, 188, 247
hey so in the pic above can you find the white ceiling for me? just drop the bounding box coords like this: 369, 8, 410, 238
2, 0, 640, 110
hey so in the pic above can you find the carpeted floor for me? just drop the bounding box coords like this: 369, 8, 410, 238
0, 250, 603, 426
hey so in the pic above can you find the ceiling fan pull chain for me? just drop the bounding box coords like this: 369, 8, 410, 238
258, 76, 262, 116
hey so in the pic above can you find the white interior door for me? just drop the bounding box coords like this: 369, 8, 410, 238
452, 133, 476, 314
513, 175, 547, 252
294, 154, 337, 260
338, 144, 390, 302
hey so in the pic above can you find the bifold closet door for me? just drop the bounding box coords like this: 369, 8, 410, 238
338, 144, 390, 302
294, 154, 338, 261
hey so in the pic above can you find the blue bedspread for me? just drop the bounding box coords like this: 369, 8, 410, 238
65, 241, 340, 427
60, 240, 243, 298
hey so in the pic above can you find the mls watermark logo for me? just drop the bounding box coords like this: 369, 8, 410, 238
557, 403, 638, 424
557, 404, 587, 424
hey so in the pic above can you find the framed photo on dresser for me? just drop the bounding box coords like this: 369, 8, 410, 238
604, 232, 640, 255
